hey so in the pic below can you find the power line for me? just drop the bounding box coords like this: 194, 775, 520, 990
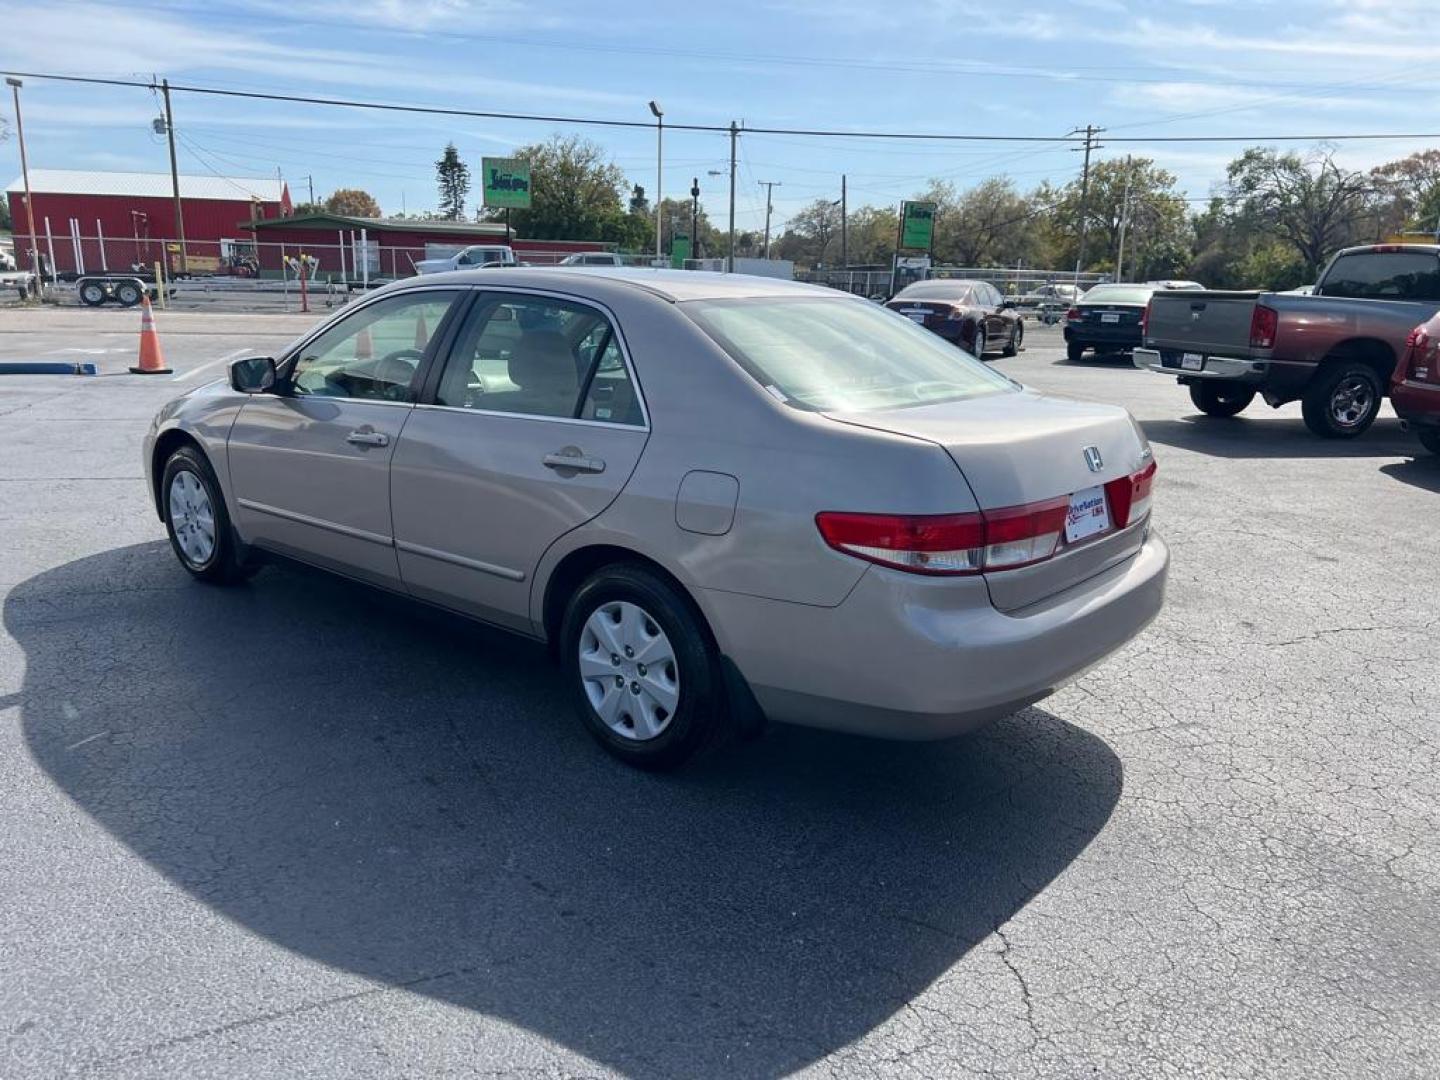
7, 69, 1440, 147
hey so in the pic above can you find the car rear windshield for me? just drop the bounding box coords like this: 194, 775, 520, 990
1082, 285, 1154, 305
682, 297, 1015, 412
892, 282, 973, 300
1320, 251, 1440, 301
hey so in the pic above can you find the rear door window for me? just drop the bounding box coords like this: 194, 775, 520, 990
1319, 252, 1440, 300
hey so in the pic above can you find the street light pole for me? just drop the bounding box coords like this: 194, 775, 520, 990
759, 180, 781, 259
727, 121, 739, 273
6, 77, 41, 285
648, 100, 663, 264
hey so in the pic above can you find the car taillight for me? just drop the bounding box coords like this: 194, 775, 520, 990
1249, 304, 1278, 349
1140, 300, 1152, 337
1406, 326, 1436, 382
816, 496, 1068, 577
1104, 460, 1157, 529
1065, 306, 1082, 321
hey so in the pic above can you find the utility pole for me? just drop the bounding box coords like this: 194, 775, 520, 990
6, 77, 40, 286
727, 121, 739, 273
690, 176, 700, 260
759, 180, 781, 259
1070, 124, 1103, 287
303, 174, 315, 205
161, 79, 188, 275
1115, 155, 1133, 283
649, 101, 664, 263
840, 174, 848, 270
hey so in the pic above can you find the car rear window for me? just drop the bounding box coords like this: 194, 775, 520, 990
683, 297, 1015, 413
1083, 285, 1154, 305
1320, 252, 1440, 301
892, 282, 973, 301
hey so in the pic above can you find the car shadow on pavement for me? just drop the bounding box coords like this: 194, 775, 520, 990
1142, 415, 1419, 459
8, 543, 1123, 1078
1379, 456, 1440, 493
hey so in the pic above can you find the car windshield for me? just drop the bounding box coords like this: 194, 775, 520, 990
893, 282, 976, 301
1083, 285, 1154, 304
683, 297, 1015, 412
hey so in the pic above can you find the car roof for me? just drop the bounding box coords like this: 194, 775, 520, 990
394, 266, 835, 303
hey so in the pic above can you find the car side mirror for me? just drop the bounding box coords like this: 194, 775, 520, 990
230, 355, 277, 394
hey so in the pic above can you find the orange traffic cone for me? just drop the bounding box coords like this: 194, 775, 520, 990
414, 311, 430, 349
355, 324, 374, 360
129, 295, 172, 375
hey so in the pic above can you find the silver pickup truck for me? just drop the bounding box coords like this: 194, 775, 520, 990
1134, 244, 1440, 438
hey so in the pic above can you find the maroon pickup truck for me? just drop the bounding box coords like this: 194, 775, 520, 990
1134, 244, 1440, 438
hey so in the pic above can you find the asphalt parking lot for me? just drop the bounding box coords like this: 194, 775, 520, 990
2, 305, 1437, 1079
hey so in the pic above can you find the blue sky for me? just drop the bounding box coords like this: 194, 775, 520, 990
2, 0, 1436, 234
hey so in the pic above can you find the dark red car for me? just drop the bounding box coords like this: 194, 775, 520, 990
1394, 311, 1440, 455
886, 279, 1023, 359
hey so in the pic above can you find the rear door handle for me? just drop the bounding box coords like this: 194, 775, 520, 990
346, 429, 390, 447
543, 452, 606, 474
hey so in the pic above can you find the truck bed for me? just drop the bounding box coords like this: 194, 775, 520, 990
1145, 290, 1263, 357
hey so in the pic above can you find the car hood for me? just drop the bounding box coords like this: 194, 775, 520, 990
824, 388, 1148, 508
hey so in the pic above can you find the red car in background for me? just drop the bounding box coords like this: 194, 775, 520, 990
1394, 312, 1440, 455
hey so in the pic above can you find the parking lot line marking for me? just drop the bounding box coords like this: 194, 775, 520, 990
172, 347, 252, 383
66, 731, 110, 751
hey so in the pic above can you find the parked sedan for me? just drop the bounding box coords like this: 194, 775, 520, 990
1064, 283, 1159, 362
1394, 311, 1440, 455
145, 269, 1167, 770
885, 279, 1023, 358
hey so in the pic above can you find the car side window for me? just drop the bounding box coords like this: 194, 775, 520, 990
435, 294, 643, 425
288, 291, 459, 402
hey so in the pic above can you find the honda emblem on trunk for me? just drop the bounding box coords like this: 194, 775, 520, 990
1083, 446, 1104, 472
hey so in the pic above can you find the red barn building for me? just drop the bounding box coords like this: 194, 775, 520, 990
4, 168, 289, 275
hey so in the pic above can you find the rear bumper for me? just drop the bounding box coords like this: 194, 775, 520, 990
706, 531, 1169, 740
1133, 347, 1269, 382
1391, 379, 1440, 426
1064, 324, 1142, 349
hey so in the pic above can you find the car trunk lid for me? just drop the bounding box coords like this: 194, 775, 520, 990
826, 389, 1153, 611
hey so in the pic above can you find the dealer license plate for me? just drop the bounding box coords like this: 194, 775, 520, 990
1100, 312, 1120, 323
898, 307, 928, 323
1065, 485, 1111, 544
1181, 352, 1204, 371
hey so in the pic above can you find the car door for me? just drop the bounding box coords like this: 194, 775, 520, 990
390, 290, 649, 632
226, 288, 465, 586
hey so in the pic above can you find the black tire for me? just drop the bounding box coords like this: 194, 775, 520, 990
1066, 342, 1086, 363
115, 281, 143, 307
1301, 362, 1382, 439
1189, 381, 1256, 418
79, 282, 107, 307
1002, 321, 1023, 357
160, 445, 258, 585
560, 564, 725, 771
1416, 427, 1440, 456
971, 326, 987, 359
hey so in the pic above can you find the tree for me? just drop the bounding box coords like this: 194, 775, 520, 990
1040, 159, 1190, 280
628, 184, 649, 216
478, 134, 633, 243
923, 177, 1042, 267
0, 196, 10, 232
1372, 149, 1440, 234
774, 198, 843, 266
1225, 148, 1374, 274
435, 143, 471, 221
844, 205, 899, 265
323, 188, 381, 218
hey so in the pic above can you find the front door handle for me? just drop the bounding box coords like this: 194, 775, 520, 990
346, 428, 390, 447
543, 451, 606, 474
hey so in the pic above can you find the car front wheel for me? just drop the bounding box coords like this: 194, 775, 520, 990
561, 564, 724, 770
1189, 381, 1256, 418
1003, 321, 1023, 357
161, 446, 258, 584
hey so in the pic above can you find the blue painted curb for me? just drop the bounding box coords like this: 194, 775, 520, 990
0, 361, 99, 376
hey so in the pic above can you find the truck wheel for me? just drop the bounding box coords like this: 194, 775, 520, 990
79, 282, 107, 307
1416, 427, 1440, 456
1302, 363, 1381, 439
115, 281, 143, 307
1189, 381, 1255, 417
1066, 342, 1086, 363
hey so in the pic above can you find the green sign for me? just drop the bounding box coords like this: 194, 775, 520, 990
671, 234, 691, 269
482, 157, 532, 210
900, 201, 936, 251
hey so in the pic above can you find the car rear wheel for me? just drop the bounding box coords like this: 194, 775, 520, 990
1066, 342, 1086, 363
161, 446, 259, 585
1302, 363, 1381, 438
1189, 381, 1255, 418
1415, 427, 1440, 455
1003, 321, 1023, 357
561, 564, 725, 771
